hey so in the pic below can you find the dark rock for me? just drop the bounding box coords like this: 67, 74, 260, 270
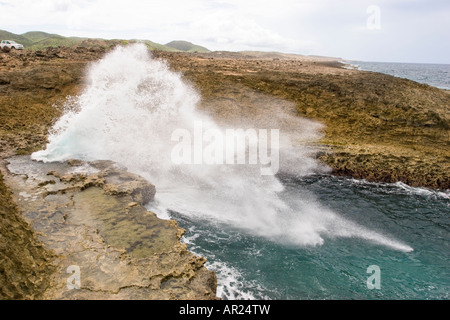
34, 51, 45, 57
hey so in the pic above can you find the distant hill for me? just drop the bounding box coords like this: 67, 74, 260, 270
22, 31, 64, 42
0, 30, 208, 53
165, 40, 210, 53
133, 40, 181, 52
0, 30, 32, 46
0, 30, 88, 50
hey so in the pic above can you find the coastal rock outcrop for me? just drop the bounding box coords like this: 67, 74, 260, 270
2, 156, 218, 300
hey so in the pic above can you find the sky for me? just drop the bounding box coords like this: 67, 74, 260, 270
1, 0, 449, 63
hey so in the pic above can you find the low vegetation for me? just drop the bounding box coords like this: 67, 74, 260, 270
0, 30, 210, 52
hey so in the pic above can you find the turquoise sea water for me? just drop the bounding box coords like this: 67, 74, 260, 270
169, 175, 449, 300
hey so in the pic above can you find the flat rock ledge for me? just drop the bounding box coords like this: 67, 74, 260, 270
2, 156, 218, 300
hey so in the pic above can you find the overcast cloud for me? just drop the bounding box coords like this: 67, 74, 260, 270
1, 0, 449, 63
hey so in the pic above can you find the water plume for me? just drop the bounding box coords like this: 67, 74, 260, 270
32, 44, 413, 252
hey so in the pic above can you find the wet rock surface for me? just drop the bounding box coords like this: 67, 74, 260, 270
2, 156, 218, 299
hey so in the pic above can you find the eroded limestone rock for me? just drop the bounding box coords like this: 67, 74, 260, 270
3, 156, 218, 300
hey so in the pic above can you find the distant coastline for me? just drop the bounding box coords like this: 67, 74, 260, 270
340, 60, 450, 90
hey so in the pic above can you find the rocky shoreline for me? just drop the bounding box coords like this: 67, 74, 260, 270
0, 45, 448, 299
1, 156, 217, 299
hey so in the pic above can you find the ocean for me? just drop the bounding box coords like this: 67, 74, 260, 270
169, 175, 449, 300
341, 60, 450, 90
32, 45, 450, 300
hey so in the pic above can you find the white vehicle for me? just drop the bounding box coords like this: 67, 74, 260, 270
1, 40, 24, 50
